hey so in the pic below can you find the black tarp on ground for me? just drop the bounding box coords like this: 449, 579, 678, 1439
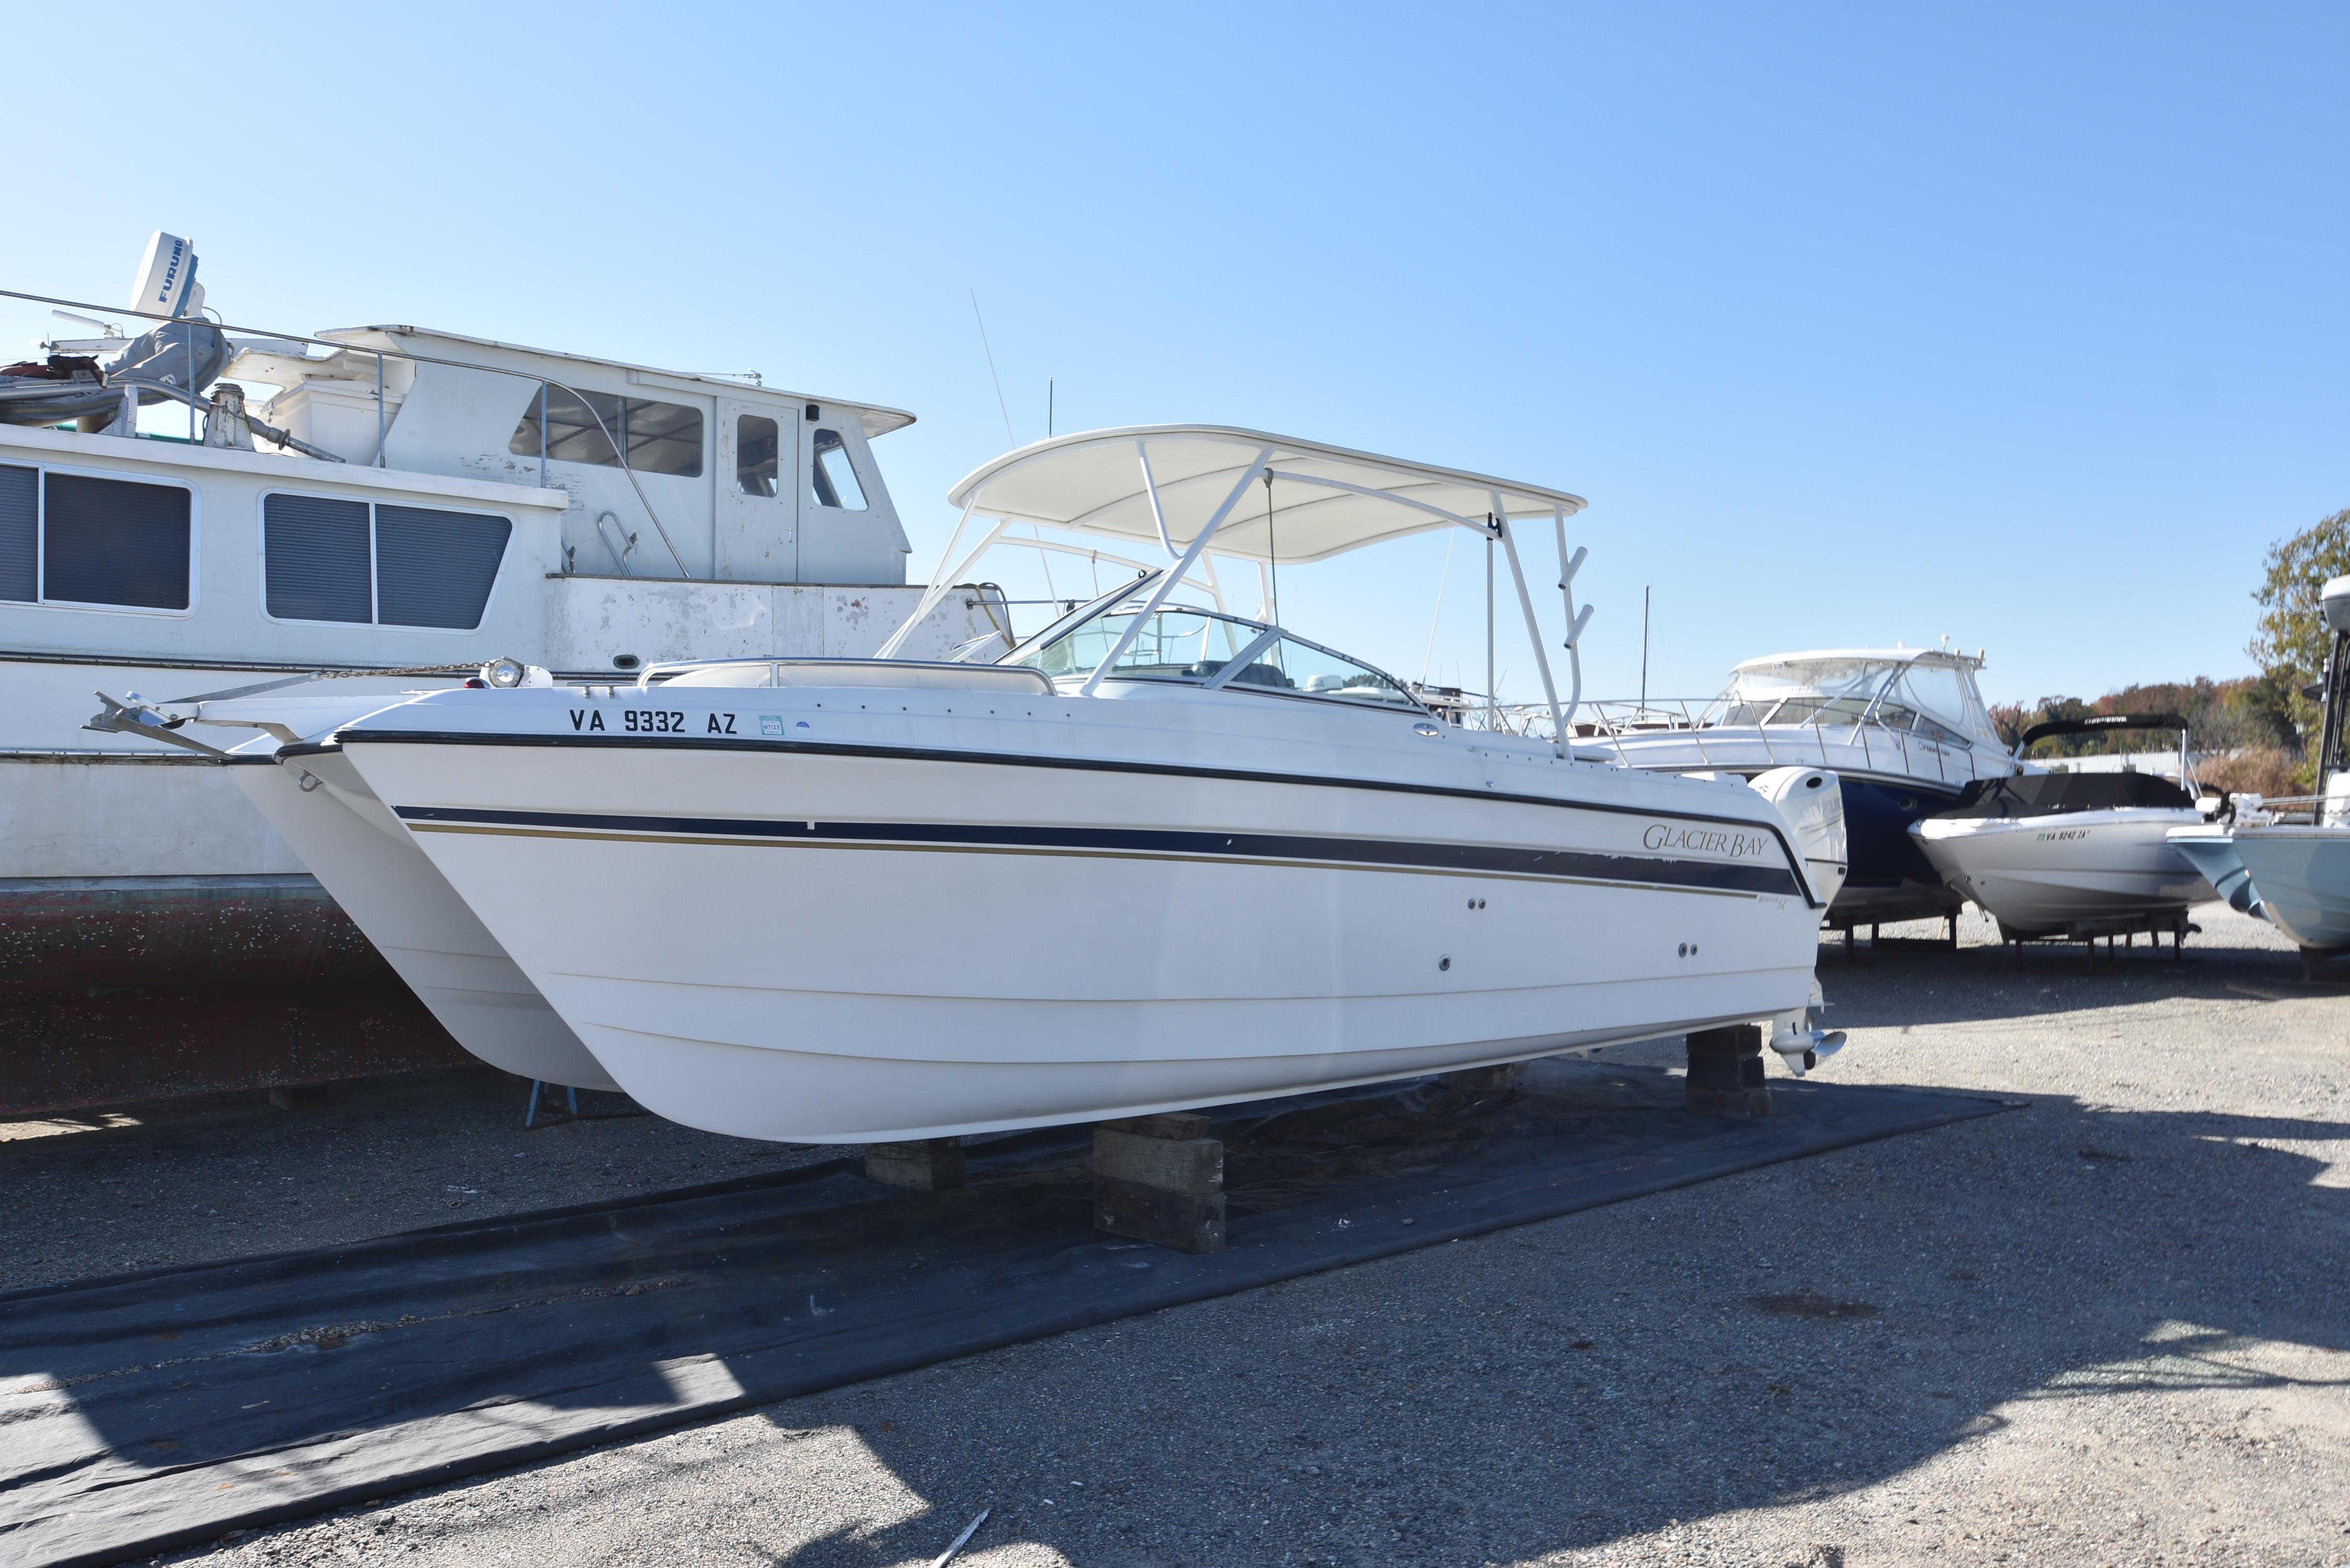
0, 1062, 2002, 1567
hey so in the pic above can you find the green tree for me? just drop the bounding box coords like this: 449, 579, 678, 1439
2249, 506, 2350, 753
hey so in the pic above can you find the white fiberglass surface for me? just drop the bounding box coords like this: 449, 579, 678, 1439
350, 737, 1819, 1141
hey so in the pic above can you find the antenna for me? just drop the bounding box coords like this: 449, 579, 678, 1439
1640, 586, 1651, 713
968, 290, 1016, 449
50, 308, 121, 336
1047, 375, 1055, 437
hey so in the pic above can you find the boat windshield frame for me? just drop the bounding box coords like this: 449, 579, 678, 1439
1701, 655, 2002, 753
995, 569, 1172, 668
1001, 590, 1431, 713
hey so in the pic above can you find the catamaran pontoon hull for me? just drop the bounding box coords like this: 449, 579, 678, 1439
229, 749, 616, 1090
2165, 825, 2264, 919
333, 689, 1833, 1143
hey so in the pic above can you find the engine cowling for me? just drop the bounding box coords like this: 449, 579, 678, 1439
1749, 765, 1848, 909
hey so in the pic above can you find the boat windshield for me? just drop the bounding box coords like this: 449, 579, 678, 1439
1007, 603, 1420, 708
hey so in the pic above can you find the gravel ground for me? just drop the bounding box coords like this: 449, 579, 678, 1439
0, 1076, 831, 1292
9, 902, 2347, 1566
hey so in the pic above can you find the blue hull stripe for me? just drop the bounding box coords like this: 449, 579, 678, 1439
395, 805, 1806, 899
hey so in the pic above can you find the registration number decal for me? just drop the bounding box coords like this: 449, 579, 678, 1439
568, 709, 740, 735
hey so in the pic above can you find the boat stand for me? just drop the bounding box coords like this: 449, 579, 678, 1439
1686, 1024, 1771, 1119
1827, 913, 1962, 965
1093, 1112, 1227, 1254
2001, 911, 2196, 973
521, 1080, 652, 1129
865, 1137, 966, 1190
2295, 944, 2350, 983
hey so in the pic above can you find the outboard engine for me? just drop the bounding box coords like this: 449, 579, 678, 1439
0, 230, 226, 431
1765, 977, 1846, 1077
2314, 575, 2350, 814
1748, 766, 1850, 1076
1749, 765, 1849, 909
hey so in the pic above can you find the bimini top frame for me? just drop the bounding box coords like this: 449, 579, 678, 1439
880, 425, 1596, 753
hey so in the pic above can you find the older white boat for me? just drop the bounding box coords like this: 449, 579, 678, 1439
4, 233, 997, 1103
1591, 648, 2015, 925
1910, 713, 2213, 940
136, 427, 1849, 1140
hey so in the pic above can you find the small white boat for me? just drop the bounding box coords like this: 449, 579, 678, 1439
1910, 713, 2213, 939
128, 427, 1851, 1142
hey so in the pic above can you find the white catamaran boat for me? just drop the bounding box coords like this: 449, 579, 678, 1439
2173, 575, 2350, 959
2, 234, 998, 1103
119, 427, 1852, 1141
1910, 713, 2215, 941
1590, 648, 2016, 926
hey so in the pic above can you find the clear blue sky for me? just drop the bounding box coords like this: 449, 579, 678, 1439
6, 3, 2342, 707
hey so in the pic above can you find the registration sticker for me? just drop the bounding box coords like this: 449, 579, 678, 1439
759, 715, 784, 736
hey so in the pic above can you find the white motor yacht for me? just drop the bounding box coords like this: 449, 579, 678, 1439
128, 428, 1851, 1142
1910, 713, 2214, 940
1592, 648, 2017, 925
4, 234, 998, 1102
2174, 575, 2350, 956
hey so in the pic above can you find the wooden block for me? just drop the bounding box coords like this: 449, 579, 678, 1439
1093, 1128, 1222, 1194
1100, 1112, 1212, 1140
1685, 1024, 1770, 1119
1095, 1175, 1227, 1254
865, 1137, 965, 1190
1437, 1064, 1519, 1092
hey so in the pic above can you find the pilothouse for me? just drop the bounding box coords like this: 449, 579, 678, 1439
0, 232, 998, 1102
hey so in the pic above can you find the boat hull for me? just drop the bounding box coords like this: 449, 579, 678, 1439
341, 699, 1827, 1143
1911, 808, 2209, 937
1833, 776, 1967, 924
0, 872, 470, 1114
2227, 827, 2350, 950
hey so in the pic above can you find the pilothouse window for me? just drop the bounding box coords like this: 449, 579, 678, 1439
38, 471, 191, 610
735, 415, 780, 498
263, 493, 511, 630
809, 429, 868, 511
0, 464, 34, 602
262, 494, 371, 623
509, 387, 703, 478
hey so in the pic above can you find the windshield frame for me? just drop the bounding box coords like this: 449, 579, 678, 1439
998, 584, 1430, 714
994, 568, 1167, 669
